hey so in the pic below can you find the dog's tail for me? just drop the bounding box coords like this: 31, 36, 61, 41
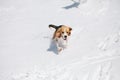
49, 24, 62, 30
49, 24, 58, 29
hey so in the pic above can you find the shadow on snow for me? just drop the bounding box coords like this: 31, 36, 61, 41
63, 0, 80, 9
47, 40, 58, 55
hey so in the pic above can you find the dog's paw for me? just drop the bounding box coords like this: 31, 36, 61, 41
57, 47, 63, 54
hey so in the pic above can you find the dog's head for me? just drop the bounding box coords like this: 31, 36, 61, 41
57, 25, 72, 40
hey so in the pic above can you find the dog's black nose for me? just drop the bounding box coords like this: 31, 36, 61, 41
64, 36, 67, 38
64, 36, 67, 40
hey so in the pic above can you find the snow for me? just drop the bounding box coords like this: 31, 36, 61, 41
0, 0, 120, 80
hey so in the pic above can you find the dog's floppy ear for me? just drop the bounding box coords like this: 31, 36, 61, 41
53, 28, 62, 39
68, 27, 72, 36
57, 28, 62, 38
69, 27, 72, 31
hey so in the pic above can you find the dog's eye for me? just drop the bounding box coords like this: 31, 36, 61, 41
62, 32, 64, 34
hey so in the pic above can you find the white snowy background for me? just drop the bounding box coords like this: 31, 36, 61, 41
0, 0, 120, 80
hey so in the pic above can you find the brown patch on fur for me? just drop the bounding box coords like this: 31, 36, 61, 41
53, 28, 61, 39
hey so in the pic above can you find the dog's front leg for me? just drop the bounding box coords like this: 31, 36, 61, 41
55, 40, 63, 53
63, 40, 68, 49
56, 42, 63, 53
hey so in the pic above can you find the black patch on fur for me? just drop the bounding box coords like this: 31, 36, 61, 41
49, 24, 63, 31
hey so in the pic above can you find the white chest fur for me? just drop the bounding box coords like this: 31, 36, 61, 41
57, 37, 68, 49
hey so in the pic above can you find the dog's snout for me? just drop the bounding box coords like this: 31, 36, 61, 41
64, 35, 67, 38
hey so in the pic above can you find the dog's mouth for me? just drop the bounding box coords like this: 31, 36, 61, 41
63, 36, 67, 40
64, 38, 67, 40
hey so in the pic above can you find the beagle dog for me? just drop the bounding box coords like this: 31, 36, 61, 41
49, 24, 72, 53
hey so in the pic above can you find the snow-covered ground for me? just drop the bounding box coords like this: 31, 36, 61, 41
0, 0, 120, 80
